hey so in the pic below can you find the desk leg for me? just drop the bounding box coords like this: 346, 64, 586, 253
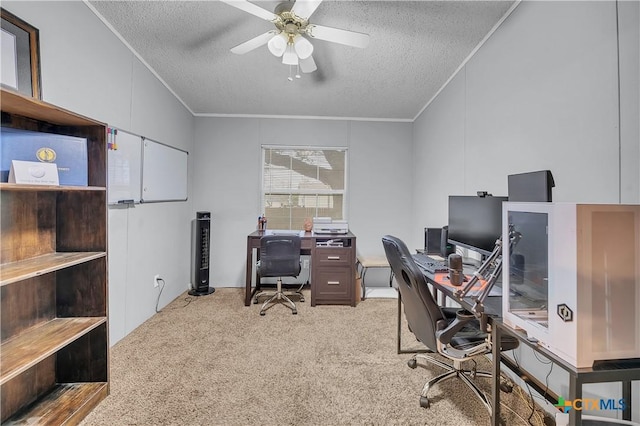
245, 237, 252, 306
397, 292, 402, 354
622, 380, 631, 421
569, 373, 582, 425
491, 324, 501, 426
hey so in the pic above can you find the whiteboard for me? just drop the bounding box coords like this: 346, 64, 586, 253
108, 130, 142, 205
141, 138, 188, 202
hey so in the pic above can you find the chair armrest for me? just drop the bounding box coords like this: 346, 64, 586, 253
436, 309, 476, 345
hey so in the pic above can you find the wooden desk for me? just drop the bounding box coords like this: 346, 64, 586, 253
418, 267, 639, 426
245, 231, 357, 307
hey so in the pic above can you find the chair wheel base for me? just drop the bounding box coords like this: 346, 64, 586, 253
292, 310, 297, 315
419, 396, 430, 409
260, 311, 266, 316
407, 358, 417, 369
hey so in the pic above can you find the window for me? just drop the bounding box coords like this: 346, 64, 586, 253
262, 146, 347, 230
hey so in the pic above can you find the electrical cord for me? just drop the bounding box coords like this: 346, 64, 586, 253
513, 349, 546, 426
515, 386, 544, 425
516, 350, 555, 411
155, 278, 165, 313
532, 350, 554, 405
304, 259, 311, 287
500, 400, 530, 425
155, 277, 194, 312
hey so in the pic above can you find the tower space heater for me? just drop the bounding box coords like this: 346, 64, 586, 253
189, 211, 215, 296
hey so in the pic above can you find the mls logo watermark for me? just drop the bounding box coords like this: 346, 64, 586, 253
555, 396, 627, 413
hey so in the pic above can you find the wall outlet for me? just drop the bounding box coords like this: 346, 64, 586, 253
153, 274, 161, 288
302, 259, 310, 269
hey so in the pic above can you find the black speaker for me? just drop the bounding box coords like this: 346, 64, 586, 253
189, 211, 215, 296
440, 225, 456, 259
424, 227, 442, 255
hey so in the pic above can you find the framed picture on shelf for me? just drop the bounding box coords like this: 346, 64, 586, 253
1, 8, 41, 99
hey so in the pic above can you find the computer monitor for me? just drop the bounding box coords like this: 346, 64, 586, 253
447, 195, 508, 256
508, 170, 555, 202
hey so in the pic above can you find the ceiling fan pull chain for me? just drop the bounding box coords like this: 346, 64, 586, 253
288, 65, 294, 82
296, 64, 301, 79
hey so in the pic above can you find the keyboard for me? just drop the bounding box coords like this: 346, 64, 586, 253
412, 254, 449, 274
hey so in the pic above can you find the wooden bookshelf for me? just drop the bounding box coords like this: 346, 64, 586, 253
0, 88, 109, 424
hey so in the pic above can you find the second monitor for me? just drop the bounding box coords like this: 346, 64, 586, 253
448, 195, 508, 257
424, 227, 442, 255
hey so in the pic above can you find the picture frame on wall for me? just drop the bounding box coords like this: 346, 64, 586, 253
1, 8, 41, 99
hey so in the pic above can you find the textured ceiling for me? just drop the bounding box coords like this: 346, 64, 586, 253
89, 1, 515, 120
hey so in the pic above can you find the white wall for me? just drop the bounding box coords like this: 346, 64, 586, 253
412, 1, 640, 421
192, 118, 413, 288
619, 0, 640, 203
3, 1, 195, 345
412, 70, 467, 243
412, 1, 640, 252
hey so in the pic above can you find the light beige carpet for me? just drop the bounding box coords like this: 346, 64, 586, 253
81, 288, 546, 426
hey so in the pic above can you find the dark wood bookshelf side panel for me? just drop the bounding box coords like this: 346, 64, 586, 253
1, 274, 56, 343
0, 355, 56, 423
56, 323, 108, 383
56, 191, 106, 252
56, 257, 107, 317
1, 191, 56, 264
85, 126, 106, 188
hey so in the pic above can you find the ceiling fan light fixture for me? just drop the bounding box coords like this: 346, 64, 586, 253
267, 32, 288, 57
222, 0, 370, 76
282, 44, 299, 65
293, 35, 313, 59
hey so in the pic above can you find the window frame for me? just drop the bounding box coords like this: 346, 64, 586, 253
260, 145, 349, 230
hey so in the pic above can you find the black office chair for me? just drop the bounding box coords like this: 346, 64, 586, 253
255, 235, 303, 316
381, 235, 518, 413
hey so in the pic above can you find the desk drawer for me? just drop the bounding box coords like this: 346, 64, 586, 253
314, 268, 352, 303
314, 247, 352, 266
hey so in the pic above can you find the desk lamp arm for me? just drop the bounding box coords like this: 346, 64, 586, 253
453, 229, 522, 330
453, 238, 503, 302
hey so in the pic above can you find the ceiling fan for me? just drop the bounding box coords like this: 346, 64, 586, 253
220, 0, 370, 77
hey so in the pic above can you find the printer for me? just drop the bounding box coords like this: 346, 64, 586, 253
312, 217, 349, 234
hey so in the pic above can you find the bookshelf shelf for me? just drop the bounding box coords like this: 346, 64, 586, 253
0, 317, 106, 384
3, 383, 108, 425
0, 252, 105, 286
0, 183, 106, 192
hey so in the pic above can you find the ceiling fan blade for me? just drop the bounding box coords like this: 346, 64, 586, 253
219, 0, 277, 21
230, 31, 277, 55
299, 55, 317, 73
291, 0, 323, 19
307, 24, 369, 49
